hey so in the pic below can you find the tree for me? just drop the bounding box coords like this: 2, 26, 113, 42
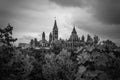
0, 24, 17, 46
101, 40, 117, 52
51, 40, 62, 54
10, 51, 34, 80
76, 40, 120, 80
0, 24, 17, 65
42, 50, 77, 80
0, 24, 34, 80
56, 49, 76, 80
0, 24, 18, 80
42, 53, 60, 80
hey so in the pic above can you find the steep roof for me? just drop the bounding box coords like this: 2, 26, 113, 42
72, 26, 77, 34
53, 19, 58, 30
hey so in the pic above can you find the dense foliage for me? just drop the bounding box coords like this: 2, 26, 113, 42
0, 25, 120, 80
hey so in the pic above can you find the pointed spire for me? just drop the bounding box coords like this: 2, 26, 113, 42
72, 26, 77, 34
53, 17, 58, 30
52, 17, 58, 40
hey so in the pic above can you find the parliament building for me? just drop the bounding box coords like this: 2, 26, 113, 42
29, 19, 85, 52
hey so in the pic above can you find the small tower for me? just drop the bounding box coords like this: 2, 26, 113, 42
42, 32, 45, 41
49, 32, 52, 43
52, 19, 58, 41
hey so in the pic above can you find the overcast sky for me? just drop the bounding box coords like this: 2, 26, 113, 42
0, 0, 120, 46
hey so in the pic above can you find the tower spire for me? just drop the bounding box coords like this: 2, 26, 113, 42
52, 18, 58, 40
72, 25, 77, 34
53, 17, 58, 30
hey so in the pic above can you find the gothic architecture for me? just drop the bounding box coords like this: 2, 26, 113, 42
65, 26, 84, 50
51, 19, 58, 41
29, 19, 85, 51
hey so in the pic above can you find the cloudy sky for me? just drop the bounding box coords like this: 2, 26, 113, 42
0, 0, 120, 46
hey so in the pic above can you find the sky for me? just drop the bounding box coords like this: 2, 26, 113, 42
0, 0, 120, 46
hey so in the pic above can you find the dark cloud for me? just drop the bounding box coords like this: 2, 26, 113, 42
0, 0, 29, 27
0, 0, 48, 24
0, 0, 17, 25
50, 0, 84, 7
74, 20, 120, 44
91, 0, 120, 24
50, 0, 120, 45
50, 0, 120, 24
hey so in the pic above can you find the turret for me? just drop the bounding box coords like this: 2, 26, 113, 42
49, 32, 52, 43
42, 32, 45, 41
